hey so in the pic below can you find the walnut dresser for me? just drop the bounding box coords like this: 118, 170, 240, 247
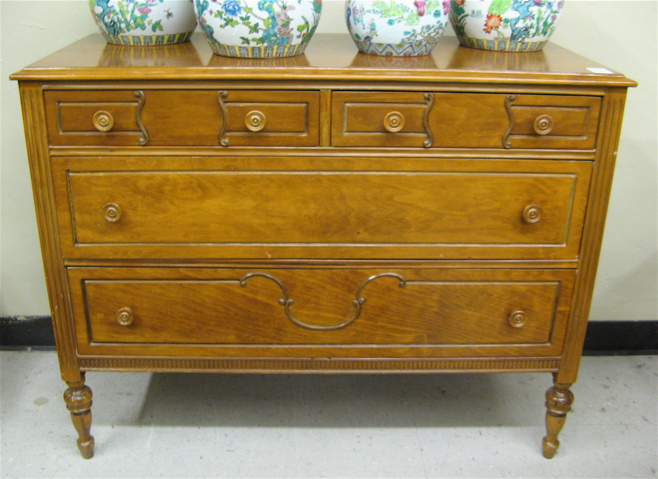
11, 34, 636, 459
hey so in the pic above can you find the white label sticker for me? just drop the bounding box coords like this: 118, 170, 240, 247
587, 67, 615, 74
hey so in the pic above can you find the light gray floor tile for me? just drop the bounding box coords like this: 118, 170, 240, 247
1, 351, 656, 478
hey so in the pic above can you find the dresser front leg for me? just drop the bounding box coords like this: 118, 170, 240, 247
63, 375, 95, 459
542, 379, 574, 459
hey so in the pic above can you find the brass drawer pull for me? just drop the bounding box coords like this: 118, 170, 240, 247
102, 203, 122, 222
245, 110, 266, 132
509, 310, 527, 328
92, 110, 114, 132
522, 205, 543, 224
383, 111, 405, 133
240, 272, 406, 331
116, 307, 134, 326
534, 114, 554, 135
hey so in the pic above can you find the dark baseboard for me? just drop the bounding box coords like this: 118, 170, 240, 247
1, 316, 656, 355
0, 316, 55, 350
582, 320, 658, 356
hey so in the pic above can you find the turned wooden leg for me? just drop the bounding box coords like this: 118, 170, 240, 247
542, 379, 574, 459
63, 375, 95, 459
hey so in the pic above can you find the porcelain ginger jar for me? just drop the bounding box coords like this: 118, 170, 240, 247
346, 0, 450, 56
90, 0, 197, 45
450, 0, 564, 52
194, 0, 323, 58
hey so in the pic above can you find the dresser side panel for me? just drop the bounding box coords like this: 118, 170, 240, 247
558, 87, 630, 384
18, 82, 80, 381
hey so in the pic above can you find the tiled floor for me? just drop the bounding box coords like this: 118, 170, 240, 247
1, 351, 656, 478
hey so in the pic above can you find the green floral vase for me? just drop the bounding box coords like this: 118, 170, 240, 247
90, 0, 197, 46
450, 0, 564, 52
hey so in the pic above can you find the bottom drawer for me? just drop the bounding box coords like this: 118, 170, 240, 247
69, 267, 575, 358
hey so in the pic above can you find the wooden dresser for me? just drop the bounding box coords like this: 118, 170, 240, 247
11, 34, 636, 459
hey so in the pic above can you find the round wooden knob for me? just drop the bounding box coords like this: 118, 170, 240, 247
245, 110, 266, 132
522, 205, 543, 224
533, 114, 554, 135
116, 307, 134, 326
93, 110, 114, 132
383, 111, 405, 133
102, 203, 122, 222
509, 310, 527, 328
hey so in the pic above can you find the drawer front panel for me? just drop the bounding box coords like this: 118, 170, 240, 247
331, 92, 433, 148
332, 92, 600, 149
45, 89, 320, 147
70, 267, 574, 355
45, 90, 147, 146
219, 90, 320, 147
56, 157, 591, 260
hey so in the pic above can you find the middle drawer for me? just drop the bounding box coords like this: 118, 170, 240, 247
53, 156, 591, 260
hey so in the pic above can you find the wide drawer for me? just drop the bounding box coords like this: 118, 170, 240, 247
44, 89, 320, 147
53, 156, 591, 260
331, 92, 601, 149
69, 267, 575, 358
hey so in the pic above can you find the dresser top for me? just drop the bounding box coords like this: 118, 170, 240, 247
11, 33, 636, 87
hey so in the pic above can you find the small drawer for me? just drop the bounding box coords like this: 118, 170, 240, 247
45, 90, 149, 147
332, 91, 434, 148
69, 267, 575, 355
502, 94, 601, 149
218, 90, 320, 147
45, 89, 321, 147
53, 156, 591, 260
331, 91, 601, 149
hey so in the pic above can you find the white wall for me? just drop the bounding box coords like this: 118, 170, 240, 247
1, 0, 656, 320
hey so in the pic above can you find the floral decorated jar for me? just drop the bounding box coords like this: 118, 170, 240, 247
346, 0, 451, 56
450, 0, 564, 52
90, 0, 197, 45
194, 0, 323, 58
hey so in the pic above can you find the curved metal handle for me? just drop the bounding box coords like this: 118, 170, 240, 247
240, 272, 406, 331
102, 203, 122, 222
383, 111, 405, 133
245, 110, 266, 132
502, 94, 516, 148
522, 205, 543, 224
533, 114, 554, 135
93, 110, 114, 132
116, 307, 134, 326
509, 310, 527, 328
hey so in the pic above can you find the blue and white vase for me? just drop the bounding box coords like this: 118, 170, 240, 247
450, 0, 564, 52
90, 0, 197, 45
194, 0, 323, 58
346, 0, 450, 56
